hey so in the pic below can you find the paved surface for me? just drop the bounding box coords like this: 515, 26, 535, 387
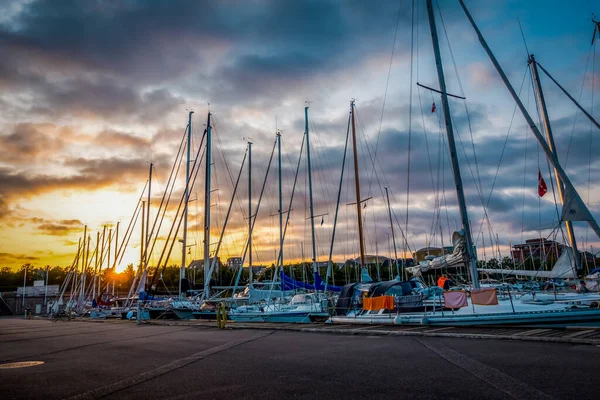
1, 318, 599, 399
144, 319, 600, 345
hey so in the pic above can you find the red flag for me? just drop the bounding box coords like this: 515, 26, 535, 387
431, 102, 436, 113
538, 170, 547, 197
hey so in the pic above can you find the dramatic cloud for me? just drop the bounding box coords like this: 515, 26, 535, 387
0, 0, 598, 270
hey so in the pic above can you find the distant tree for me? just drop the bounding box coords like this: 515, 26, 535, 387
501, 257, 513, 269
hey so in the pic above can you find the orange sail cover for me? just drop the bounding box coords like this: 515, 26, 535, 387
363, 296, 395, 311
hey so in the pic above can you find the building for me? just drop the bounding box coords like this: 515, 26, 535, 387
226, 257, 243, 270
188, 257, 223, 272
511, 238, 563, 264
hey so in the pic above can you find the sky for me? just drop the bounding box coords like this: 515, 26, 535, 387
0, 0, 599, 273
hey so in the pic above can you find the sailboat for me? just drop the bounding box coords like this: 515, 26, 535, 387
330, 0, 600, 327
228, 107, 338, 323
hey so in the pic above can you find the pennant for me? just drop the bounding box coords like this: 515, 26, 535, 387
537, 169, 547, 197
431, 102, 436, 113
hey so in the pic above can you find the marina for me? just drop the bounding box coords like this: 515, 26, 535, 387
2, 0, 600, 397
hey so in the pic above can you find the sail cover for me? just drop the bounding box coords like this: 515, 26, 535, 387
406, 230, 468, 277
280, 271, 342, 292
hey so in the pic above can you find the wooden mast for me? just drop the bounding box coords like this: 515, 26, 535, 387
350, 100, 366, 269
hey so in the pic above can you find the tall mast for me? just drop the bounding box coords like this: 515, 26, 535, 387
458, 0, 600, 243
350, 100, 366, 268
426, 0, 479, 288
248, 140, 253, 284
305, 106, 318, 276
98, 225, 106, 295
529, 54, 581, 272
93, 231, 99, 299
113, 222, 119, 269
203, 112, 212, 295
141, 201, 145, 272
204, 147, 247, 300
277, 130, 283, 275
277, 129, 284, 293
385, 187, 400, 278
325, 110, 352, 291
108, 228, 112, 273
180, 111, 193, 298
145, 162, 153, 267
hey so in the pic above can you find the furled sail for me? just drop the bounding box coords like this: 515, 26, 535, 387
406, 230, 468, 277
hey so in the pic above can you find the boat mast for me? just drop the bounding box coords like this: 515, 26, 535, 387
426, 0, 480, 288
144, 162, 153, 268
180, 111, 193, 298
458, 0, 600, 242
98, 225, 106, 295
248, 139, 253, 285
305, 106, 318, 278
325, 110, 352, 291
140, 200, 145, 285
277, 130, 283, 296
529, 54, 581, 272
385, 187, 400, 278
93, 231, 99, 299
204, 147, 247, 300
350, 100, 367, 270
203, 112, 212, 297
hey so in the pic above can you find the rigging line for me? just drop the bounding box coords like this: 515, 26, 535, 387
309, 119, 335, 216
114, 180, 148, 268
276, 134, 306, 273
520, 76, 531, 244
212, 114, 248, 239
356, 105, 410, 249
157, 144, 207, 284
437, 0, 485, 198
232, 138, 277, 293
417, 86, 438, 202
517, 18, 530, 57
474, 66, 528, 244
586, 40, 596, 246
532, 68, 544, 247
151, 128, 207, 287
367, 0, 405, 196
406, 0, 415, 251
438, 1, 495, 251
563, 45, 594, 165
144, 126, 187, 265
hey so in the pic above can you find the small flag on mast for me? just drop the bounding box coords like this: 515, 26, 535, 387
431, 102, 436, 113
538, 169, 547, 197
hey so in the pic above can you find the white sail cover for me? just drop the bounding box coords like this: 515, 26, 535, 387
406, 230, 468, 277
479, 247, 577, 279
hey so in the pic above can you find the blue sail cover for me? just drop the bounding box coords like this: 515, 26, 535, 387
280, 271, 341, 292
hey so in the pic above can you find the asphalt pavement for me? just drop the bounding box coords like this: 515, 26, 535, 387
1, 318, 598, 399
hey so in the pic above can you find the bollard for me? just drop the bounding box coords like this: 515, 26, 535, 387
217, 302, 227, 329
